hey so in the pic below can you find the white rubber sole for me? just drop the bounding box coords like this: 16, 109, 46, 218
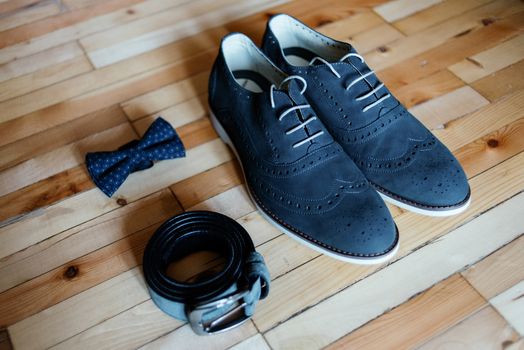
209, 109, 399, 265
376, 188, 471, 217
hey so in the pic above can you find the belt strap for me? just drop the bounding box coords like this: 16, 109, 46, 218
143, 211, 270, 335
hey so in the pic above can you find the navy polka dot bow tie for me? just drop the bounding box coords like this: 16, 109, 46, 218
86, 117, 185, 197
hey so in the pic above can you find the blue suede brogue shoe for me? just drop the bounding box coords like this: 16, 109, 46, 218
261, 14, 471, 216
208, 33, 399, 264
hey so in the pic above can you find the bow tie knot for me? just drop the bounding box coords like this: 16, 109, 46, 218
86, 118, 185, 197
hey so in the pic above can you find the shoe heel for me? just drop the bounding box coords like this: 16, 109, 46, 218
209, 109, 233, 147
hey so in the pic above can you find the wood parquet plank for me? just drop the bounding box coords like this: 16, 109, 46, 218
0, 123, 136, 197
325, 274, 487, 350
455, 117, 524, 178
253, 150, 524, 333
0, 105, 126, 172
366, 0, 524, 72
393, 0, 493, 35
0, 0, 41, 15
0, 85, 506, 334
490, 281, 524, 336
0, 55, 93, 102
409, 85, 489, 130
8, 267, 151, 350
50, 300, 181, 350
417, 306, 520, 350
376, 9, 524, 90
0, 42, 84, 82
0, 0, 152, 57
393, 69, 465, 108
374, 0, 441, 23
462, 235, 524, 300
0, 50, 213, 147
471, 59, 524, 101
0, 0, 60, 32
171, 160, 243, 209
81, 0, 287, 68
449, 33, 524, 83
0, 0, 334, 145
263, 188, 524, 349
0, 115, 216, 224
0, 1, 523, 349
0, 190, 180, 295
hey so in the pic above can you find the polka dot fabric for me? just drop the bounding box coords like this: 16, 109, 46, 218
85, 117, 186, 197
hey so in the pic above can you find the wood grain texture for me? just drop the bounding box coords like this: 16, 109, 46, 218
374, 0, 441, 23
254, 150, 524, 333
348, 22, 405, 54
0, 123, 136, 197
393, 0, 493, 35
325, 274, 486, 350
0, 165, 94, 226
264, 190, 524, 349
81, 0, 287, 67
472, 59, 524, 101
409, 85, 489, 130
0, 0, 152, 61
171, 160, 243, 209
367, 0, 524, 71
50, 300, 181, 350
0, 42, 85, 82
8, 267, 150, 350
139, 322, 257, 350
0, 0, 60, 32
393, 69, 465, 109
0, 105, 127, 172
0, 48, 212, 147
228, 334, 271, 350
0, 190, 179, 292
0, 0, 42, 15
449, 33, 524, 83
133, 93, 207, 135
0, 55, 93, 102
0, 1, 523, 348
377, 8, 524, 91
462, 235, 524, 300
417, 306, 520, 350
0, 112, 215, 224
454, 117, 524, 178
491, 280, 524, 336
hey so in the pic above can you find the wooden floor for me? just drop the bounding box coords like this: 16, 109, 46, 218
0, 0, 523, 349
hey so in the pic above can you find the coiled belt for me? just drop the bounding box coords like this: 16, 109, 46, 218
143, 211, 270, 335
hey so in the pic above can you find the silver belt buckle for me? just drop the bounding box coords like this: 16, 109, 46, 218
187, 289, 251, 335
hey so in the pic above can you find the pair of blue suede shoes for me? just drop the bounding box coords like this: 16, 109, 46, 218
208, 14, 471, 264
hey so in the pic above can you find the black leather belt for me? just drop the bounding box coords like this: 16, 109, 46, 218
143, 211, 270, 335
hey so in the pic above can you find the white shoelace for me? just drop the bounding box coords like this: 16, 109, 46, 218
309, 53, 391, 112
269, 75, 324, 148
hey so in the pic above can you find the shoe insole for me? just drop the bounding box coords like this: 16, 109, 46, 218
283, 47, 319, 66
232, 70, 273, 93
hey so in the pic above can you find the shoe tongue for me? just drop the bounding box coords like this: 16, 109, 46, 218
270, 79, 333, 157
285, 79, 307, 105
